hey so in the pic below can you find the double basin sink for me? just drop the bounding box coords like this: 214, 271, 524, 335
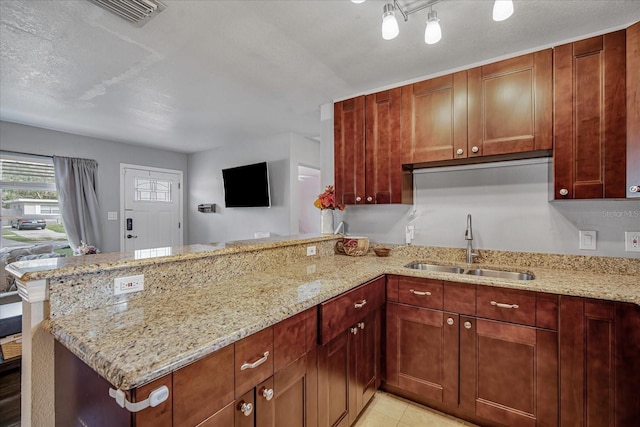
405, 262, 534, 281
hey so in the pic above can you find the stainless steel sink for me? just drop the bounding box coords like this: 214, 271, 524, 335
404, 263, 465, 274
404, 262, 534, 281
465, 268, 534, 281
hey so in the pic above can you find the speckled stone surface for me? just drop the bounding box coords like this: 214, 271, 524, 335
45, 241, 639, 391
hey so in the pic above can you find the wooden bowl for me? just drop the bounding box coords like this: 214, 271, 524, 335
373, 247, 391, 257
341, 236, 370, 256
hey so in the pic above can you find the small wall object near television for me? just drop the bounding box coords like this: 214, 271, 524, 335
222, 161, 271, 207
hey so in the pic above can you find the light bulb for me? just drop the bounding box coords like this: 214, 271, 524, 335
351, 0, 366, 4
381, 4, 399, 40
424, 10, 441, 44
493, 0, 514, 21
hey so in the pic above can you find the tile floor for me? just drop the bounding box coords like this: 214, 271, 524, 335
354, 391, 479, 427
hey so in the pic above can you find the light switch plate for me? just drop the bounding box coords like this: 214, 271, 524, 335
579, 230, 597, 250
107, 211, 118, 220
625, 231, 640, 252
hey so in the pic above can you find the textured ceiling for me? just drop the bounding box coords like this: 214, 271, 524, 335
1, 1, 639, 154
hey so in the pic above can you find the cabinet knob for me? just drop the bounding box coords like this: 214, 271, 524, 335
366, 196, 373, 202
471, 146, 479, 153
630, 185, 639, 193
356, 196, 362, 202
456, 148, 464, 155
239, 402, 253, 416
350, 327, 358, 335
559, 188, 569, 196
446, 317, 454, 326
261, 387, 274, 401
464, 321, 472, 329
358, 322, 365, 330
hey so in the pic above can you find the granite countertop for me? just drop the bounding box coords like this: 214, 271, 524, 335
47, 249, 640, 391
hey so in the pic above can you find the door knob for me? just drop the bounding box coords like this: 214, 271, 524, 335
356, 196, 362, 202
366, 196, 373, 202
456, 148, 464, 155
126, 234, 138, 239
239, 402, 253, 416
471, 146, 479, 153
559, 189, 569, 196
261, 388, 274, 401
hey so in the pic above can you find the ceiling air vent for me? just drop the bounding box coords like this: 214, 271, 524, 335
87, 0, 166, 27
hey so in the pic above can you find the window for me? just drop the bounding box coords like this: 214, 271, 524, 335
0, 152, 69, 251
134, 177, 172, 202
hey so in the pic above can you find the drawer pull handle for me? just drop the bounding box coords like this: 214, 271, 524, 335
241, 351, 269, 370
491, 301, 519, 309
410, 289, 431, 296
354, 300, 367, 309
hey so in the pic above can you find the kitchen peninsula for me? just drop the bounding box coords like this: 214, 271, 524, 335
7, 235, 640, 426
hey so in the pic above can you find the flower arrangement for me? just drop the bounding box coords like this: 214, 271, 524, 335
73, 241, 100, 256
314, 185, 345, 211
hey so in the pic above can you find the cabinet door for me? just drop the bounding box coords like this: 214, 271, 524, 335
468, 50, 552, 157
318, 330, 351, 427
386, 303, 459, 407
334, 96, 365, 205
256, 356, 308, 427
460, 316, 558, 427
365, 87, 411, 204
554, 30, 627, 199
353, 309, 381, 420
559, 297, 640, 427
235, 389, 256, 427
401, 72, 468, 163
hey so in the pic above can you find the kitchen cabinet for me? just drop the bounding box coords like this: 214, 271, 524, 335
386, 277, 558, 427
468, 50, 553, 157
627, 21, 640, 198
553, 30, 627, 199
559, 297, 640, 427
400, 72, 468, 163
235, 308, 318, 427
318, 276, 385, 427
55, 308, 317, 427
334, 89, 412, 205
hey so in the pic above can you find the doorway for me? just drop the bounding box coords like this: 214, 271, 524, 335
298, 165, 321, 234
120, 164, 183, 252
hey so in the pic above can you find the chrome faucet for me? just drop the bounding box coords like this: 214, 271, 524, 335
334, 221, 345, 235
465, 214, 479, 263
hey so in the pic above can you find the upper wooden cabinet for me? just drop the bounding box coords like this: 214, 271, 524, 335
334, 89, 412, 206
400, 72, 468, 163
468, 50, 553, 157
334, 96, 365, 205
554, 30, 627, 199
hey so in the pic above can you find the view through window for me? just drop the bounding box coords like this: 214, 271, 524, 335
0, 152, 71, 256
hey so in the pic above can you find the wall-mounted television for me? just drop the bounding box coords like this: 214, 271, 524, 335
222, 161, 271, 208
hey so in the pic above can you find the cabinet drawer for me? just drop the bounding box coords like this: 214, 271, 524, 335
320, 276, 385, 345
476, 286, 536, 327
235, 326, 274, 397
274, 307, 316, 373
397, 277, 443, 310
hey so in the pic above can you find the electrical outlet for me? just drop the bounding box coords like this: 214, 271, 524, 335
625, 231, 640, 252
306, 245, 317, 256
306, 264, 316, 274
579, 230, 597, 250
114, 274, 144, 295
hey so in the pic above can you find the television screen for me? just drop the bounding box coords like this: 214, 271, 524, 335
222, 161, 271, 207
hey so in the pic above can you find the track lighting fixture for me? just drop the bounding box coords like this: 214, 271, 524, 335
424, 7, 441, 44
382, 3, 400, 40
493, 0, 514, 21
362, 0, 514, 45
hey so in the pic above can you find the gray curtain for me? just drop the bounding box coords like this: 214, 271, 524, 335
53, 156, 102, 251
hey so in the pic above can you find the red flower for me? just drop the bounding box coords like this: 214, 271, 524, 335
314, 185, 345, 210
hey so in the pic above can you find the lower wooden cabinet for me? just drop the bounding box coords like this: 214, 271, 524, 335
318, 308, 382, 427
386, 279, 558, 427
559, 297, 640, 427
460, 316, 558, 427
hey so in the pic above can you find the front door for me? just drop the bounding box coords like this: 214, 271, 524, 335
120, 164, 183, 252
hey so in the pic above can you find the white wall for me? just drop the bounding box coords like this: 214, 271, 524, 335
289, 134, 321, 233
188, 133, 293, 244
0, 121, 188, 253
340, 159, 640, 258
